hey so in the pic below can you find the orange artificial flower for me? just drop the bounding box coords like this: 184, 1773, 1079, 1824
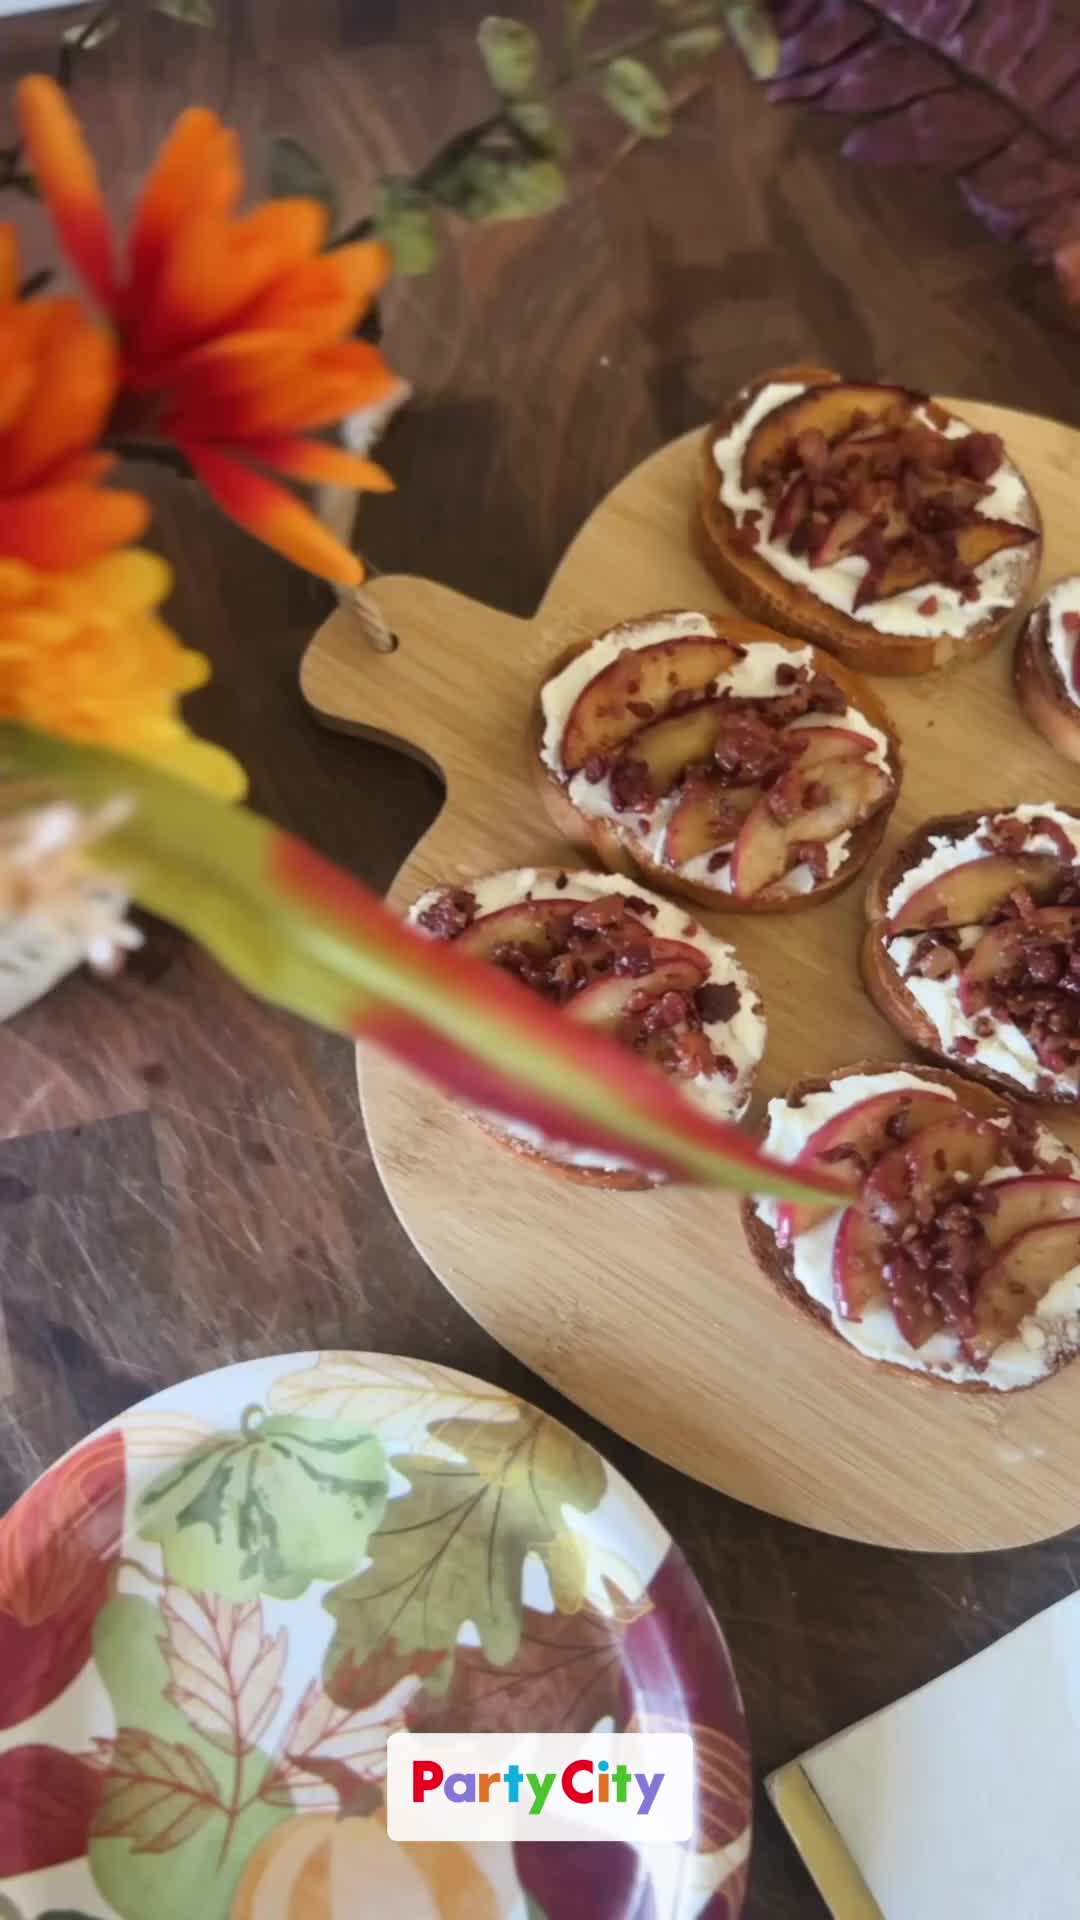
17, 75, 397, 585
0, 222, 243, 796
0, 223, 146, 571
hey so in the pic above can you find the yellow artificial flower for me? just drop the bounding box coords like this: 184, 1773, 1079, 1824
0, 549, 245, 797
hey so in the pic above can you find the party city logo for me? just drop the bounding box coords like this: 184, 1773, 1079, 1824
387, 1732, 694, 1843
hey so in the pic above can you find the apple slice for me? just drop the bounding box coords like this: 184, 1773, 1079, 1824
561, 636, 741, 774
958, 908, 1080, 1013
777, 1087, 954, 1245
882, 1248, 946, 1349
864, 1115, 1002, 1228
888, 854, 1064, 934
613, 700, 730, 799
730, 760, 891, 900
856, 518, 1036, 608
772, 474, 811, 540
742, 382, 920, 489
832, 1206, 888, 1323
568, 943, 708, 1028
832, 1202, 945, 1343
979, 1177, 1080, 1249
664, 775, 758, 868
782, 723, 873, 767
457, 899, 580, 961
808, 508, 871, 568
970, 1220, 1080, 1361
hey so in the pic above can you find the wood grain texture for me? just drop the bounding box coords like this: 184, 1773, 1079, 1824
303, 397, 1080, 1555
10, 2, 1080, 1910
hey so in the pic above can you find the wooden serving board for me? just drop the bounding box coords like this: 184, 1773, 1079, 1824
301, 399, 1080, 1552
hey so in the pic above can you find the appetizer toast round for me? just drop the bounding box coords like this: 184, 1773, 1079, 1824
1015, 577, 1080, 765
696, 365, 1041, 675
535, 610, 900, 912
862, 807, 1080, 1105
410, 867, 765, 1187
743, 1061, 1080, 1392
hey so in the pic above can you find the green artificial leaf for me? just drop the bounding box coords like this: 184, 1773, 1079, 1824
0, 728, 848, 1204
477, 16, 541, 99
601, 57, 671, 138
721, 0, 780, 80
564, 0, 597, 42
663, 24, 727, 62
268, 135, 339, 228
509, 99, 572, 161
90, 1596, 286, 1920
372, 178, 440, 276
136, 1411, 388, 1601
429, 147, 566, 223
153, 0, 215, 22
323, 1410, 606, 1698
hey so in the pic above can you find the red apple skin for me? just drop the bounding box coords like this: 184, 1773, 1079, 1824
957, 909, 1080, 1015
456, 899, 581, 961
781, 724, 873, 767
888, 853, 1064, 934
832, 1205, 887, 1322
979, 1177, 1080, 1249
730, 760, 891, 900
970, 1220, 1080, 1361
561, 636, 740, 774
776, 1088, 954, 1245
865, 1116, 1002, 1227
568, 945, 709, 1028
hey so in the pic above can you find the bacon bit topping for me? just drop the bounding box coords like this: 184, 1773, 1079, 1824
417, 888, 479, 938
917, 595, 939, 615
694, 980, 741, 1024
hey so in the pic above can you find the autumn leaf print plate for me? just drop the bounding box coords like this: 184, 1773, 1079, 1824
0, 1352, 750, 1920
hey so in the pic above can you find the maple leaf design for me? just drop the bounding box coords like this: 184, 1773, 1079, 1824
323, 1410, 606, 1694
92, 1729, 223, 1854
158, 1585, 286, 1755
408, 1598, 634, 1735
260, 1675, 416, 1810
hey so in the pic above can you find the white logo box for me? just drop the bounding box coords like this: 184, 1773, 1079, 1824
387, 1731, 695, 1844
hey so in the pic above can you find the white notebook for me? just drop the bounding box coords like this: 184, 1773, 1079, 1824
768, 1590, 1080, 1919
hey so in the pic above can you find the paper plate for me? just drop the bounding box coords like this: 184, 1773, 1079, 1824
0, 1351, 750, 1920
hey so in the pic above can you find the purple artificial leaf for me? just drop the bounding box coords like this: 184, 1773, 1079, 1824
843, 90, 1011, 170
769, 0, 1080, 284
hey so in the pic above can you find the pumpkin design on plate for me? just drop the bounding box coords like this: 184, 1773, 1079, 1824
231, 1814, 520, 1920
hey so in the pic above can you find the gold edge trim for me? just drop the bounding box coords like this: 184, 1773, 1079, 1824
767, 1762, 886, 1920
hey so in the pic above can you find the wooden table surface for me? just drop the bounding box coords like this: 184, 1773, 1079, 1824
5, 4, 1080, 1912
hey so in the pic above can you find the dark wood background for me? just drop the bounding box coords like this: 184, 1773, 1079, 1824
4, 3, 1080, 1911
